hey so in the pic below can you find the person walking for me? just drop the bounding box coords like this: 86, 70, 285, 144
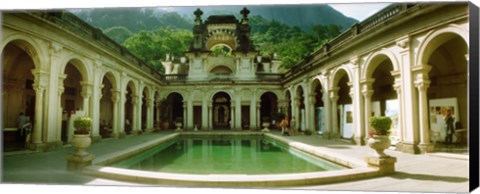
280, 116, 290, 136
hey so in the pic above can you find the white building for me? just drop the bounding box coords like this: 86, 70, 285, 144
1, 3, 470, 154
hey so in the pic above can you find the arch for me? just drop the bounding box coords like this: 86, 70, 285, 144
205, 29, 238, 50
310, 77, 326, 94
209, 65, 233, 74
209, 90, 233, 101
123, 78, 137, 96
100, 70, 120, 91
416, 24, 469, 66
330, 66, 353, 89
362, 49, 400, 80
1, 34, 45, 70
60, 57, 92, 84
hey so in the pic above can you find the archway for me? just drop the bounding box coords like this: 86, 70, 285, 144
124, 81, 135, 134
295, 86, 305, 131
212, 92, 231, 129
333, 69, 352, 139
285, 91, 292, 120
62, 59, 87, 143
1, 41, 36, 150
141, 87, 149, 132
166, 92, 184, 129
425, 33, 468, 146
311, 79, 325, 134
368, 56, 398, 142
99, 73, 115, 138
260, 92, 278, 129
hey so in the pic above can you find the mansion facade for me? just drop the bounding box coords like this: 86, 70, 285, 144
1, 3, 470, 154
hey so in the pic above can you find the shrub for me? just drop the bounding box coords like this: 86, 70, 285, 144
73, 116, 92, 135
368, 116, 392, 136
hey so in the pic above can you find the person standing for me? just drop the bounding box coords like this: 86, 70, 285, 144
290, 117, 297, 135
444, 109, 455, 146
17, 112, 29, 142
280, 116, 289, 136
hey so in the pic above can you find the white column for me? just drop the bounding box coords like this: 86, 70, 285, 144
362, 80, 374, 139
208, 103, 213, 130
56, 75, 66, 142
329, 88, 339, 137
80, 82, 93, 116
187, 99, 193, 130
393, 77, 404, 143
308, 94, 316, 132
250, 97, 257, 129
415, 80, 431, 146
235, 96, 242, 129
131, 95, 138, 134
202, 99, 208, 129
146, 98, 154, 130
32, 84, 45, 144
230, 104, 235, 129
111, 90, 120, 137
256, 102, 261, 129
183, 103, 187, 129
91, 83, 102, 140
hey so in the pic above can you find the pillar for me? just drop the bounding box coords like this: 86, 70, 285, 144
329, 87, 339, 138
202, 99, 208, 129
111, 90, 120, 138
208, 102, 213, 130
80, 82, 93, 116
362, 79, 374, 143
308, 94, 316, 132
131, 95, 138, 134
393, 75, 404, 144
146, 97, 154, 131
230, 104, 235, 129
187, 99, 193, 130
415, 77, 433, 153
250, 97, 257, 130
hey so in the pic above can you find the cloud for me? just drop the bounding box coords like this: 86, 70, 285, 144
329, 3, 391, 21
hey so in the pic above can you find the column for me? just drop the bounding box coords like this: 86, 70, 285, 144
393, 77, 404, 143
230, 104, 235, 129
308, 94, 316, 132
32, 84, 45, 145
202, 99, 208, 129
256, 102, 261, 129
183, 103, 187, 129
362, 80, 374, 141
235, 96, 242, 129
80, 82, 93, 116
56, 75, 66, 142
208, 102, 213, 130
294, 97, 301, 130
250, 97, 257, 130
146, 97, 154, 130
111, 90, 120, 137
415, 78, 432, 152
329, 88, 339, 137
187, 99, 193, 130
131, 95, 138, 134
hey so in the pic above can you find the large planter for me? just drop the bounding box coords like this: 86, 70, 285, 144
161, 121, 169, 130
261, 122, 270, 132
175, 122, 183, 132
367, 135, 391, 158
71, 134, 92, 156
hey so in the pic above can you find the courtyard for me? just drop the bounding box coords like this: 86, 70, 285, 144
2, 130, 469, 193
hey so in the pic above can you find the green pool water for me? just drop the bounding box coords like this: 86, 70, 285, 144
110, 135, 346, 175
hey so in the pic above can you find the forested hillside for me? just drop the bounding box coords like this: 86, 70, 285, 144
72, 5, 354, 72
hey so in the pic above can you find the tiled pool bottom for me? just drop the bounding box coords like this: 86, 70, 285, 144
83, 132, 381, 187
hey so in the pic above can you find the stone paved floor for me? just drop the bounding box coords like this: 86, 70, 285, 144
1, 130, 470, 193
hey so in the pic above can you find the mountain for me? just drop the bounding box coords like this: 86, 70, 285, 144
72, 4, 358, 33
167, 4, 358, 31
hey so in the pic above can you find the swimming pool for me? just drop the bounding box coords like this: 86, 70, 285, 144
84, 132, 380, 187
109, 134, 346, 174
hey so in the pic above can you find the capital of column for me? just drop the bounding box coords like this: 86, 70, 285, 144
146, 98, 153, 107
32, 83, 46, 93
308, 95, 316, 104
80, 82, 93, 98
111, 90, 120, 103
329, 87, 339, 101
414, 79, 431, 92
131, 95, 138, 105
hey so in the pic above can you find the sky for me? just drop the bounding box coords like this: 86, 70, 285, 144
0, 0, 415, 22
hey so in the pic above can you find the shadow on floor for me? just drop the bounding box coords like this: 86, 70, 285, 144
390, 172, 469, 183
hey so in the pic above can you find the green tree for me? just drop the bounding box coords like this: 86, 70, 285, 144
124, 27, 193, 73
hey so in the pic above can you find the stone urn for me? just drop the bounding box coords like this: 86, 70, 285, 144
261, 122, 270, 132
367, 135, 391, 158
175, 122, 183, 132
71, 134, 92, 156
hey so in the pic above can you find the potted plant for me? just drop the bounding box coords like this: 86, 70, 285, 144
367, 116, 392, 158
71, 116, 92, 156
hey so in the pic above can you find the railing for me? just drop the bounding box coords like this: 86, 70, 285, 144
209, 73, 232, 82
256, 73, 284, 82
164, 74, 188, 82
30, 11, 164, 82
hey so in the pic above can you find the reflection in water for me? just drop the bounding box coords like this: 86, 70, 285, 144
111, 136, 345, 175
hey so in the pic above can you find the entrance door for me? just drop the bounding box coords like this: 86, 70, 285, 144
341, 104, 353, 139
212, 92, 231, 129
